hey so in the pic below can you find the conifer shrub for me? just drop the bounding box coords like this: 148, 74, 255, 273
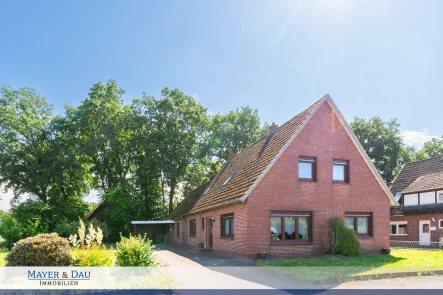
332, 217, 360, 257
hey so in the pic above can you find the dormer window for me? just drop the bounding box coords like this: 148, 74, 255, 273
222, 172, 236, 187
439, 193, 443, 203
203, 185, 212, 195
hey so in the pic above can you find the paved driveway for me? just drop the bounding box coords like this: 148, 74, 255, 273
154, 244, 443, 290
154, 244, 316, 289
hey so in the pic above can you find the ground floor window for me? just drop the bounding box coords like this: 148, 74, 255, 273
390, 222, 407, 235
221, 214, 234, 237
344, 212, 372, 236
189, 219, 196, 236
439, 220, 443, 229
270, 211, 312, 243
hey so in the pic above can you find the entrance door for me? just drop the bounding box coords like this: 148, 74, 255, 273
207, 218, 213, 248
419, 220, 431, 246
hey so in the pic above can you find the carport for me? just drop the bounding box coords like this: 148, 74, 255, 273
131, 220, 174, 244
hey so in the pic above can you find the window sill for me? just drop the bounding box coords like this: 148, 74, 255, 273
189, 235, 196, 238
333, 181, 350, 184
357, 235, 373, 239
390, 234, 408, 236
299, 179, 316, 182
220, 236, 234, 240
271, 241, 313, 245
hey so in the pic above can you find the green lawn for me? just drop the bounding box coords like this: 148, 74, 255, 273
257, 249, 443, 282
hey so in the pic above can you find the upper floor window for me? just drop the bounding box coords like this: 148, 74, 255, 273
189, 219, 196, 237
333, 159, 349, 183
344, 212, 372, 236
439, 193, 443, 203
299, 157, 316, 181
221, 214, 234, 237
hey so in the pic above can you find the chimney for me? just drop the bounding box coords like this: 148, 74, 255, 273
269, 122, 278, 133
227, 152, 236, 161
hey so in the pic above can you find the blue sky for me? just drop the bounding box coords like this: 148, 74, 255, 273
1, 0, 442, 209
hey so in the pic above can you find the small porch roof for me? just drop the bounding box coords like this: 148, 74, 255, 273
131, 220, 175, 225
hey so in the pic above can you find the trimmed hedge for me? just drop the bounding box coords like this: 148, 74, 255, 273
6, 233, 72, 266
332, 217, 360, 257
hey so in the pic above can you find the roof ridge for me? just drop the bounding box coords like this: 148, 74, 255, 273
404, 155, 443, 165
229, 96, 326, 157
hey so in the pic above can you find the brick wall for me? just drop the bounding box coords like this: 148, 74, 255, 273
169, 102, 392, 257
168, 203, 249, 256
245, 102, 390, 257
391, 214, 443, 242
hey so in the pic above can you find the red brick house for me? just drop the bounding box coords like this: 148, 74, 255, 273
390, 156, 443, 245
168, 95, 397, 257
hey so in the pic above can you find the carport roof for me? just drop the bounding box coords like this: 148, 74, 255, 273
131, 220, 175, 224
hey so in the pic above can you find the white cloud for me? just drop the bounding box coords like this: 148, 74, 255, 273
0, 187, 14, 211
401, 129, 439, 149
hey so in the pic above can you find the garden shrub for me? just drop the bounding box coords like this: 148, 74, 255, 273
332, 217, 360, 257
0, 215, 22, 249
115, 234, 157, 266
5, 233, 72, 266
72, 246, 114, 266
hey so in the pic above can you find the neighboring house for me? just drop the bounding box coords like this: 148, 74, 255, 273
390, 156, 443, 245
168, 95, 397, 257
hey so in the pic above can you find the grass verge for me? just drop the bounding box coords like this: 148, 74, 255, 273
257, 249, 443, 282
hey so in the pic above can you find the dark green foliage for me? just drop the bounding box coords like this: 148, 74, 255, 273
6, 233, 72, 266
54, 218, 109, 240
103, 185, 146, 240
332, 217, 360, 257
115, 234, 157, 266
11, 198, 88, 233
0, 215, 22, 249
350, 117, 402, 183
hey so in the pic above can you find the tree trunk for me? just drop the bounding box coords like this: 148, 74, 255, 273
169, 180, 176, 216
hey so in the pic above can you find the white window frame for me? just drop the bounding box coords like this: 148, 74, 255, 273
390, 221, 408, 236
438, 192, 443, 203
439, 220, 443, 229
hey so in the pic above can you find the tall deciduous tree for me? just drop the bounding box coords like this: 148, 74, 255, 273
423, 137, 443, 157
66, 80, 132, 192
136, 88, 211, 215
350, 117, 403, 184
210, 106, 268, 162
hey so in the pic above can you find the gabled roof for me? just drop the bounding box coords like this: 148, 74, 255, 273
173, 95, 397, 218
390, 156, 443, 195
171, 183, 209, 219
402, 172, 443, 194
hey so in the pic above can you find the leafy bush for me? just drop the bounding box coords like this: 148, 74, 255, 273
23, 219, 49, 238
72, 246, 114, 266
6, 233, 72, 266
54, 218, 110, 240
332, 217, 360, 257
115, 234, 157, 266
0, 215, 22, 249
